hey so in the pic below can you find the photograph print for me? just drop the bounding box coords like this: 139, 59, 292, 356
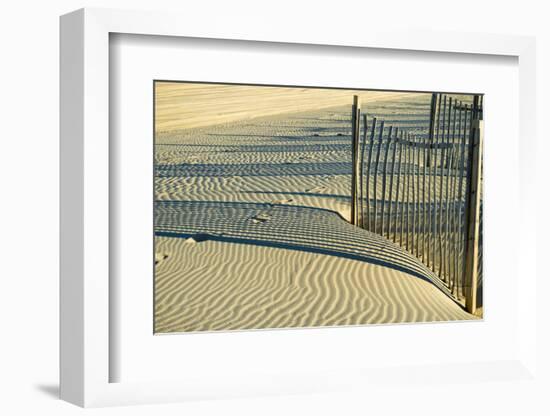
154, 82, 483, 333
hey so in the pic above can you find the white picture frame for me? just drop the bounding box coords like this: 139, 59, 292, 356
60, 7, 538, 408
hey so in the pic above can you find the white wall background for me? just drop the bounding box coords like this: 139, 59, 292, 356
0, 1, 548, 415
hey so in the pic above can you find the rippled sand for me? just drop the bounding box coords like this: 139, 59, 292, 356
154, 87, 477, 333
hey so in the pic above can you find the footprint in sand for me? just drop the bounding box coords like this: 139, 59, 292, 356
270, 198, 293, 205
305, 185, 327, 193
155, 253, 169, 265
250, 212, 272, 224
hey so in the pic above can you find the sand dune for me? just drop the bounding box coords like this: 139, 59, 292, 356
155, 236, 473, 333
155, 82, 424, 131
154, 91, 478, 333
155, 201, 451, 294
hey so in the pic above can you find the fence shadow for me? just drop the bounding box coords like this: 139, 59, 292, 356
156, 161, 352, 178
155, 200, 455, 298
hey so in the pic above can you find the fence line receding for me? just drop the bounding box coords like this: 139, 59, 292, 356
350, 93, 483, 313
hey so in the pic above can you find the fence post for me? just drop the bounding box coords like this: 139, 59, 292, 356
351, 95, 361, 225
464, 112, 483, 314
359, 114, 369, 228
426, 93, 437, 167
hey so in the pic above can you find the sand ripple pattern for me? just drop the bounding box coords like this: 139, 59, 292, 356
154, 94, 476, 333
156, 200, 451, 293
155, 234, 474, 333
155, 201, 474, 333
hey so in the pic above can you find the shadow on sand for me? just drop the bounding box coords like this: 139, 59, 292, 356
155, 200, 456, 300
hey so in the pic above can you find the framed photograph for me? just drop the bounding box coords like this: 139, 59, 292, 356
60, 8, 538, 408
152, 80, 483, 335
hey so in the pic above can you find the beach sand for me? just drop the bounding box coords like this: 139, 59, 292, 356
154, 84, 477, 333
155, 83, 422, 132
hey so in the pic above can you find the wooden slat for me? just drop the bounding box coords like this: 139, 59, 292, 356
453, 102, 462, 287
449, 149, 459, 294
464, 115, 483, 314
432, 94, 442, 273
365, 117, 377, 231
443, 98, 456, 282
350, 95, 360, 225
405, 133, 412, 251
426, 95, 438, 268
454, 105, 469, 297
396, 131, 405, 245
372, 121, 385, 234
388, 128, 399, 239
359, 114, 368, 228
449, 104, 462, 293
428, 141, 435, 267
411, 134, 418, 256
415, 133, 421, 258
458, 104, 472, 298
426, 93, 437, 167
421, 132, 428, 262
380, 126, 392, 236
438, 97, 451, 281
437, 96, 448, 278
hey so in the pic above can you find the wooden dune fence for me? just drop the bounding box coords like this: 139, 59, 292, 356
350, 93, 483, 313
